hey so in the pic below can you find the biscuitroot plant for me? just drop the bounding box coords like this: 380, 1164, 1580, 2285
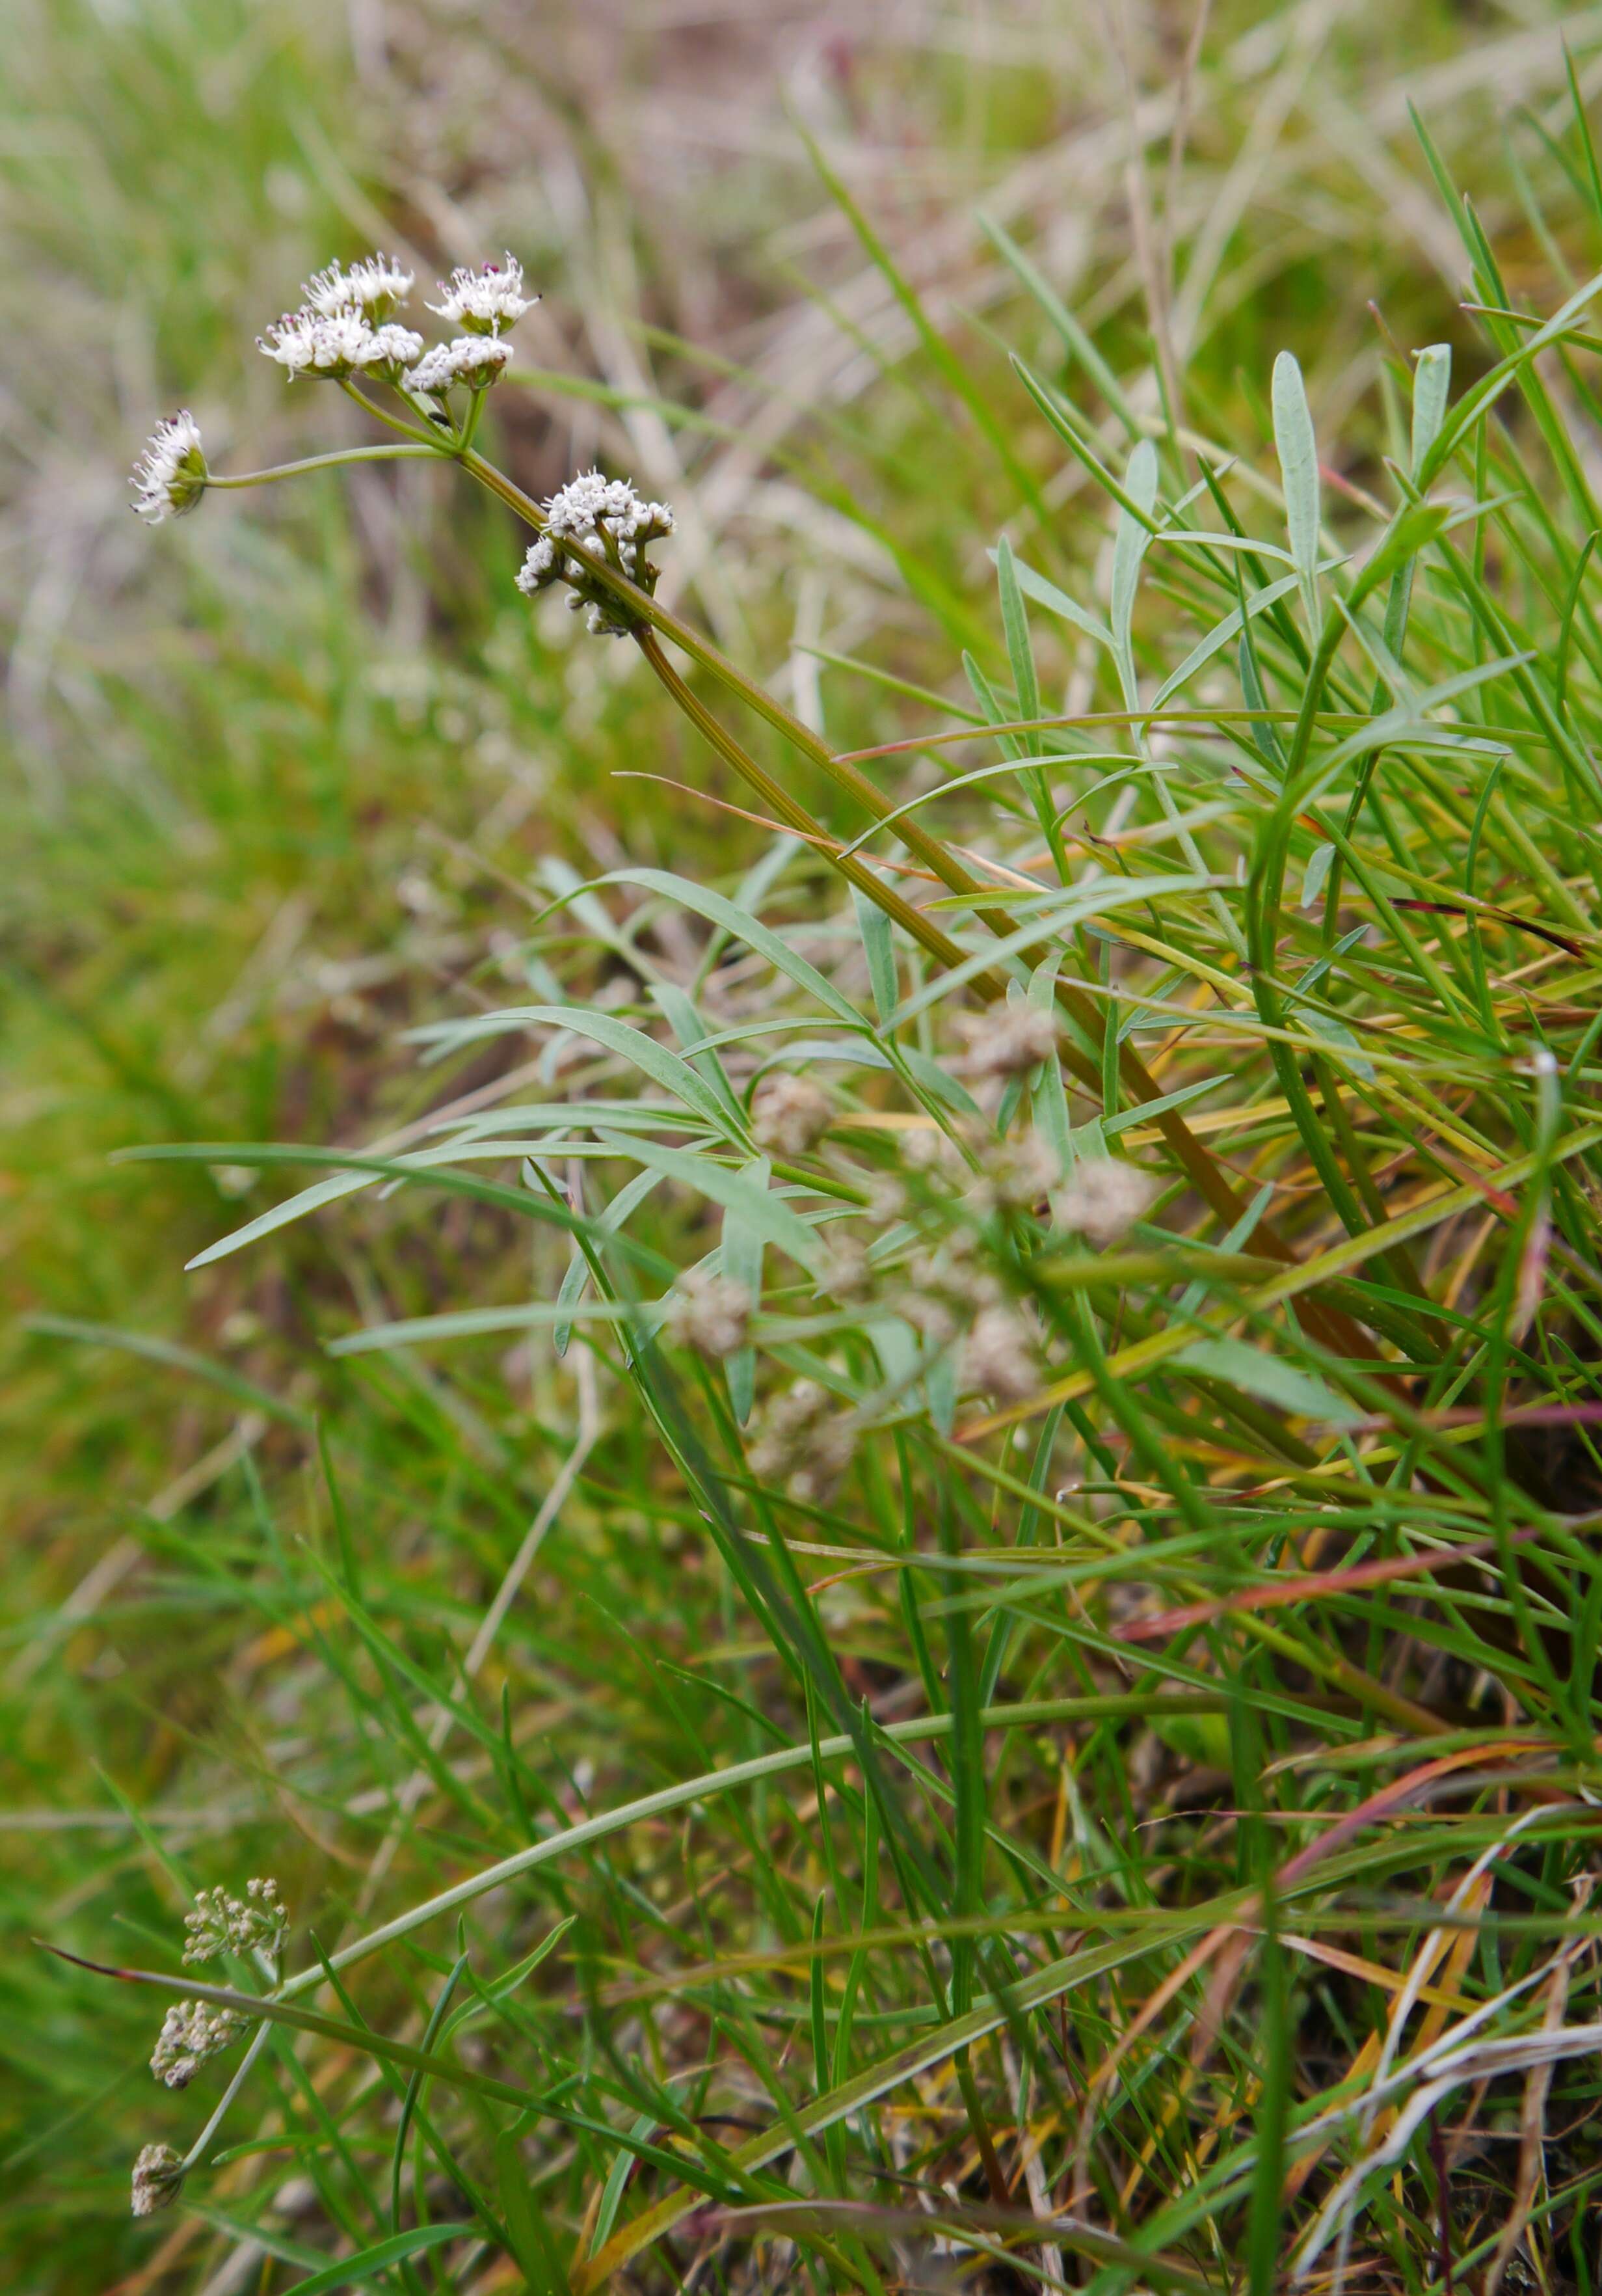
88, 174, 1602, 2291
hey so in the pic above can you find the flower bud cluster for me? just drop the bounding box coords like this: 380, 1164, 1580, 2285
183, 1875, 289, 1965
150, 1999, 246, 2088
131, 2142, 185, 2217
516, 470, 676, 637
131, 412, 207, 524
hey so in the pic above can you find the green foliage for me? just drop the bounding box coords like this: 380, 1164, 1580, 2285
10, 6, 1602, 2293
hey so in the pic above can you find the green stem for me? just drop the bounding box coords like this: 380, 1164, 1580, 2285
338, 377, 448, 448
207, 444, 442, 489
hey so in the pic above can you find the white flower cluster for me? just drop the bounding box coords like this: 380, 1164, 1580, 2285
257, 250, 531, 396
183, 1875, 289, 1965
516, 471, 676, 636
260, 306, 424, 382
130, 411, 207, 524
304, 252, 413, 319
405, 334, 513, 396
131, 2142, 185, 2217
150, 1999, 246, 2088
427, 254, 535, 333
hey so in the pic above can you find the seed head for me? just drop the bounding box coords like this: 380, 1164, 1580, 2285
151, 1999, 246, 2088
131, 412, 207, 524
664, 1268, 751, 1359
303, 252, 414, 320
183, 1876, 289, 1965
259, 306, 377, 379
405, 335, 513, 395
1052, 1157, 1156, 1247
751, 1072, 833, 1157
427, 254, 536, 334
131, 2142, 185, 2217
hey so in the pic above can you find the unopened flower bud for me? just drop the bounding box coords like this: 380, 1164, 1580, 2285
151, 1999, 246, 2088
131, 2142, 185, 2217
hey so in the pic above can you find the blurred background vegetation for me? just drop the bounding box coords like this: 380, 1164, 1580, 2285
4, 1, 1599, 2286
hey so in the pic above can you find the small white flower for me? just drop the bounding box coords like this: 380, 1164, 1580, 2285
303, 252, 413, 319
664, 1268, 751, 1359
751, 1072, 833, 1157
130, 412, 206, 524
515, 471, 675, 636
131, 2142, 185, 2217
183, 1876, 289, 1965
259, 306, 376, 379
427, 254, 535, 334
151, 1999, 246, 2088
404, 335, 513, 395
352, 323, 425, 383
1052, 1157, 1156, 1247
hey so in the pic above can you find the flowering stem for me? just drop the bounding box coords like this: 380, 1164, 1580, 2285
206, 444, 442, 489
634, 630, 1006, 995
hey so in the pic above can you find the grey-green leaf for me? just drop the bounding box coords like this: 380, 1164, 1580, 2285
1272, 349, 1322, 629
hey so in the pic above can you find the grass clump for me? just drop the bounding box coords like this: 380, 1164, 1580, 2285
12, 8, 1602, 2294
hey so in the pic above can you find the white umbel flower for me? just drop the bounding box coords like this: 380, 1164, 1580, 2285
515, 471, 675, 636
131, 2142, 185, 2217
352, 323, 425, 383
151, 1999, 246, 2088
183, 1875, 289, 1965
303, 252, 413, 319
131, 412, 207, 524
404, 335, 513, 395
259, 306, 376, 379
427, 254, 535, 333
